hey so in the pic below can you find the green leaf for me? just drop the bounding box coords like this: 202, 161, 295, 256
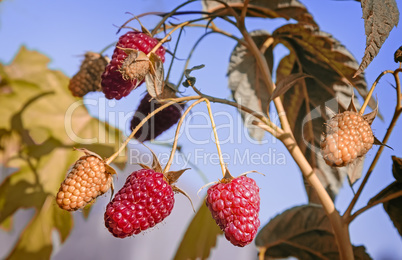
355, 0, 399, 76
202, 0, 317, 27
273, 23, 374, 200
255, 204, 372, 259
0, 46, 126, 259
228, 30, 273, 141
6, 197, 73, 260
174, 201, 223, 260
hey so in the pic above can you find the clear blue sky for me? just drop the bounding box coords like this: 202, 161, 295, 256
1, 0, 401, 259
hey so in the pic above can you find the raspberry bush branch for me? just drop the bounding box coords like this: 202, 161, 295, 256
106, 98, 189, 165
348, 189, 402, 223
359, 70, 394, 115
233, 3, 354, 258
344, 68, 402, 223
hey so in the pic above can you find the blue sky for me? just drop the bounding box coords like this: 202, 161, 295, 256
1, 0, 402, 259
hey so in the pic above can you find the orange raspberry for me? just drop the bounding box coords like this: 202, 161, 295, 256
56, 154, 113, 211
321, 111, 374, 167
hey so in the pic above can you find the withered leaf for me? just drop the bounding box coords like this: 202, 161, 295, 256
270, 72, 312, 102
256, 204, 372, 259
369, 181, 402, 236
202, 0, 317, 27
228, 30, 273, 141
392, 155, 402, 183
354, 0, 399, 77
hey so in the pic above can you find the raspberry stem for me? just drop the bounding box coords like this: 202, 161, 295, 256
106, 96, 195, 165
344, 68, 402, 223
359, 70, 393, 115
205, 99, 226, 178
99, 41, 117, 55
163, 98, 206, 173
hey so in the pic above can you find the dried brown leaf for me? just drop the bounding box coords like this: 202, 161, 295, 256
354, 0, 399, 76
202, 0, 317, 27
270, 72, 312, 102
369, 181, 402, 236
256, 204, 372, 259
228, 30, 273, 141
392, 155, 402, 183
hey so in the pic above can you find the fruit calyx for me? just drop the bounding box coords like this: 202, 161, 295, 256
138, 144, 194, 210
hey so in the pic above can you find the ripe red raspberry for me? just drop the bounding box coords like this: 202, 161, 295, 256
101, 31, 165, 100
56, 155, 113, 211
104, 169, 174, 238
206, 176, 261, 247
321, 111, 374, 167
68, 52, 109, 97
130, 93, 183, 141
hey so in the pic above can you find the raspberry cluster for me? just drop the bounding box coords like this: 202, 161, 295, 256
104, 169, 174, 238
206, 176, 261, 247
321, 111, 374, 167
101, 32, 165, 100
56, 155, 112, 211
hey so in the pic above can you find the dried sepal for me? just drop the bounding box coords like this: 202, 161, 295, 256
146, 52, 164, 98
117, 47, 150, 84
173, 186, 195, 212
166, 168, 190, 185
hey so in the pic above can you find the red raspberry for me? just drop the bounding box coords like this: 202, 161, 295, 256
104, 169, 174, 238
101, 31, 165, 100
130, 93, 183, 141
206, 176, 260, 247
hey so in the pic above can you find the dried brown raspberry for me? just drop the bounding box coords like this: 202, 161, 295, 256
68, 52, 109, 97
321, 111, 374, 167
56, 153, 114, 211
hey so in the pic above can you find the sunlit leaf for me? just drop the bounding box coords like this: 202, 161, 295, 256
228, 30, 273, 141
0, 46, 126, 259
256, 204, 372, 259
202, 0, 317, 27
6, 197, 72, 260
354, 0, 399, 77
273, 23, 375, 200
174, 201, 223, 260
